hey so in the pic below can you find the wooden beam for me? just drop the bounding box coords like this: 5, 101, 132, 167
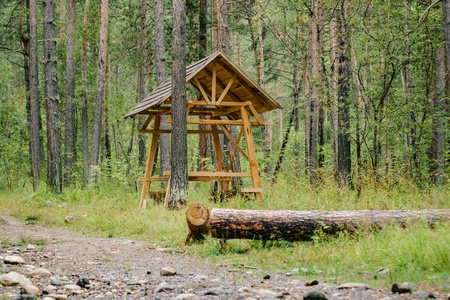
163, 171, 253, 177
139, 177, 169, 181
218, 124, 248, 160
193, 76, 212, 105
216, 59, 271, 110
139, 129, 224, 134
211, 106, 242, 117
140, 114, 154, 131
241, 106, 263, 201
140, 116, 162, 209
217, 73, 237, 105
227, 126, 244, 172
190, 100, 249, 107
248, 105, 264, 125
164, 118, 261, 126
212, 61, 217, 104
200, 67, 241, 102
210, 124, 229, 193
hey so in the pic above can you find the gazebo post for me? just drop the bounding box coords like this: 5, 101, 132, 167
240, 107, 263, 201
139, 115, 161, 209
210, 123, 229, 196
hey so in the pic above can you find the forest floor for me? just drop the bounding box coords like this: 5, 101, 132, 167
0, 213, 446, 300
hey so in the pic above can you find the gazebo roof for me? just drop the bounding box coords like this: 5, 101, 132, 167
124, 51, 282, 119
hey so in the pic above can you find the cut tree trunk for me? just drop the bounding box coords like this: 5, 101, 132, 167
185, 202, 210, 245
209, 208, 450, 242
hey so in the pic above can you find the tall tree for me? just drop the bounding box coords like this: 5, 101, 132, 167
431, 48, 446, 185
43, 0, 62, 193
306, 0, 320, 185
89, 0, 109, 174
81, 0, 91, 183
198, 0, 208, 172
29, 0, 44, 190
138, 0, 147, 167
64, 0, 76, 184
168, 0, 188, 209
155, 0, 170, 184
336, 0, 352, 188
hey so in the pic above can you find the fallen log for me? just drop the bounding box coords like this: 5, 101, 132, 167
209, 208, 450, 245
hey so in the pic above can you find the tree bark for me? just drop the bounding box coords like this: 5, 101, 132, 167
155, 0, 170, 184
431, 48, 446, 185
329, 19, 339, 184
138, 0, 147, 168
64, 0, 76, 184
306, 0, 320, 185
443, 0, 450, 86
337, 0, 352, 188
209, 208, 450, 241
197, 0, 208, 172
29, 0, 44, 191
169, 0, 188, 209
89, 0, 109, 173
81, 0, 91, 183
216, 0, 230, 56
43, 0, 62, 193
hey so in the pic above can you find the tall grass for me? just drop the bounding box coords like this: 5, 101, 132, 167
0, 178, 448, 289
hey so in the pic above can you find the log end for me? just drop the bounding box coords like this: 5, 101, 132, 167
185, 203, 210, 245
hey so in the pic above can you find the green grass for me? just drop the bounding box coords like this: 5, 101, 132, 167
1, 237, 46, 248
0, 178, 448, 290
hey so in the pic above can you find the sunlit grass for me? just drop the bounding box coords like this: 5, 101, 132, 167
0, 177, 448, 290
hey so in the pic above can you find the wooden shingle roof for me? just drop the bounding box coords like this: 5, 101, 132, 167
124, 51, 282, 119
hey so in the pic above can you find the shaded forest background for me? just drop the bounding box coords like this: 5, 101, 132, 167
0, 0, 448, 195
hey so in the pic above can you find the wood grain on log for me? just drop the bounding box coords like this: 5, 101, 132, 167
209, 209, 450, 241
185, 203, 210, 245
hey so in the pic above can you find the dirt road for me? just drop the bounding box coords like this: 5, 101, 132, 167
0, 215, 443, 299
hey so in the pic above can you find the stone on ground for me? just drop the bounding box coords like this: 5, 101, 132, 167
391, 282, 416, 294
30, 268, 52, 277
154, 282, 174, 293
337, 283, 369, 290
412, 290, 436, 299
0, 271, 32, 287
175, 293, 197, 299
304, 291, 328, 300
63, 284, 81, 291
23, 284, 40, 294
4, 255, 25, 264
160, 267, 177, 276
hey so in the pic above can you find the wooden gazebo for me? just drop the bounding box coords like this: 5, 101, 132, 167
124, 51, 282, 209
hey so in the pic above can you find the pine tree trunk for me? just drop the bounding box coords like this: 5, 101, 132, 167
255, 1, 271, 174
169, 0, 188, 209
431, 48, 446, 185
103, 54, 112, 166
307, 0, 320, 185
443, 0, 450, 90
81, 0, 91, 183
64, 0, 76, 184
329, 20, 339, 184
336, 0, 352, 188
59, 0, 65, 38
154, 0, 170, 184
317, 1, 325, 169
29, 0, 44, 191
43, 0, 62, 193
138, 0, 147, 168
198, 0, 208, 172
89, 0, 109, 173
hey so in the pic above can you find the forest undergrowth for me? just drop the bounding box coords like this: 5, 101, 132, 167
0, 176, 448, 290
